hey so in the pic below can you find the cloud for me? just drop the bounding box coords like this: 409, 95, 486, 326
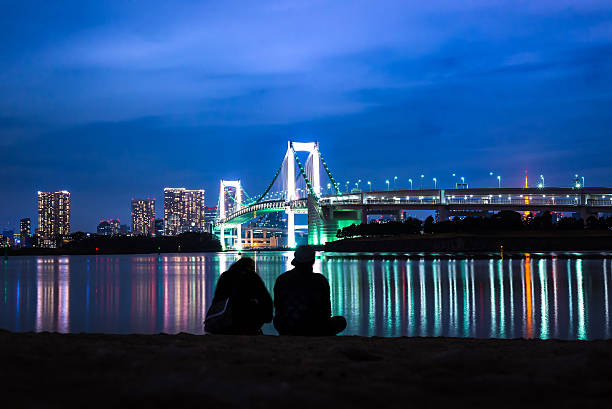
2, 1, 612, 229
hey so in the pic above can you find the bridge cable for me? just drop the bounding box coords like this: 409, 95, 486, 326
251, 154, 287, 205
316, 146, 341, 194
292, 147, 319, 202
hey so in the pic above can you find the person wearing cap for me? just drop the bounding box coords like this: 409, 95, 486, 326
273, 245, 347, 336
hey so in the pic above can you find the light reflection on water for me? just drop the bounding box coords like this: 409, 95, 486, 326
1, 252, 612, 340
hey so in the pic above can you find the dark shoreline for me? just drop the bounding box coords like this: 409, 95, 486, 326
324, 231, 612, 253
1, 330, 611, 408
4, 248, 221, 257
5, 249, 612, 260
4, 231, 612, 257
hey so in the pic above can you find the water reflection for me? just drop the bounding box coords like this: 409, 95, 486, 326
604, 260, 610, 338
35, 257, 70, 332
0, 253, 611, 340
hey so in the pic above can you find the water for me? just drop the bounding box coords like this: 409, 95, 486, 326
1, 252, 611, 340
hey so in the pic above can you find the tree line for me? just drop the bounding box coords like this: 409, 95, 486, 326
336, 211, 612, 238
38, 231, 222, 253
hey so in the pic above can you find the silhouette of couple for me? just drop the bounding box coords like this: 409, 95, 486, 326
204, 245, 347, 336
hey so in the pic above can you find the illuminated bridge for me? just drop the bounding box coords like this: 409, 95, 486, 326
216, 141, 612, 249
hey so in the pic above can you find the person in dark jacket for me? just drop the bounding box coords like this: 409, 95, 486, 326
273, 246, 347, 336
208, 257, 273, 335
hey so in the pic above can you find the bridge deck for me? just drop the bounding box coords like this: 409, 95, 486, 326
217, 187, 612, 225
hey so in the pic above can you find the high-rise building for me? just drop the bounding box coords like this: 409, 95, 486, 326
20, 218, 31, 247
131, 199, 155, 236
154, 218, 164, 237
204, 206, 217, 233
184, 189, 206, 233
163, 188, 205, 235
164, 188, 184, 236
119, 224, 131, 235
97, 219, 120, 235
37, 190, 71, 248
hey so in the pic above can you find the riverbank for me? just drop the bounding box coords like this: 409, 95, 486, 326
4, 247, 221, 257
1, 331, 611, 408
3, 232, 221, 257
325, 231, 612, 253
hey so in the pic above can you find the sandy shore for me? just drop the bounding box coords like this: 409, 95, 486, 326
1, 331, 611, 408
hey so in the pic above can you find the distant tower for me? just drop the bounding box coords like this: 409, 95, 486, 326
523, 171, 530, 206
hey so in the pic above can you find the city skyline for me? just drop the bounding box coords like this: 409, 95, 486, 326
0, 171, 604, 234
2, 1, 612, 231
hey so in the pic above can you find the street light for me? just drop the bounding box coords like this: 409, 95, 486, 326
490, 171, 497, 187
420, 174, 424, 190
540, 174, 545, 188
582, 176, 585, 187
408, 178, 413, 190
394, 176, 398, 190
367, 181, 372, 192
460, 176, 465, 189
497, 175, 501, 188
386, 179, 390, 191
345, 181, 350, 193
357, 179, 362, 190
433, 177, 437, 189
327, 183, 331, 194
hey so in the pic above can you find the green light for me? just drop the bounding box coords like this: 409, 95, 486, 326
566, 260, 574, 337
419, 261, 427, 335
407, 260, 415, 337
461, 260, 469, 338
576, 259, 587, 340
489, 260, 496, 338
538, 259, 549, 339
433, 260, 441, 336
498, 259, 505, 338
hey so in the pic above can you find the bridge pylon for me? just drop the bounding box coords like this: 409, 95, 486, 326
285, 141, 323, 247
218, 180, 243, 250
216, 141, 343, 249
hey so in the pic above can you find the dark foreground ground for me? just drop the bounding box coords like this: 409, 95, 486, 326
1, 331, 611, 408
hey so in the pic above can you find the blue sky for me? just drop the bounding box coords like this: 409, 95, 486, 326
1, 1, 612, 231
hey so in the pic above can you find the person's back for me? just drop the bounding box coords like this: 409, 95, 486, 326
206, 257, 273, 335
273, 246, 346, 336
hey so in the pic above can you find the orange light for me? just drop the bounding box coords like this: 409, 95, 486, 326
525, 254, 533, 339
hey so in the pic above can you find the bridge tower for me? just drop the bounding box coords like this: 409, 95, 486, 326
218, 180, 243, 250
216, 141, 342, 249
285, 141, 322, 248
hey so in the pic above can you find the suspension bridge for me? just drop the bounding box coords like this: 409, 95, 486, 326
216, 141, 612, 250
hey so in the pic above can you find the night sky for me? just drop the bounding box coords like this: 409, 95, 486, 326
2, 1, 612, 232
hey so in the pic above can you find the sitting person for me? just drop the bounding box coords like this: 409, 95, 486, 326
205, 257, 273, 335
273, 245, 347, 336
